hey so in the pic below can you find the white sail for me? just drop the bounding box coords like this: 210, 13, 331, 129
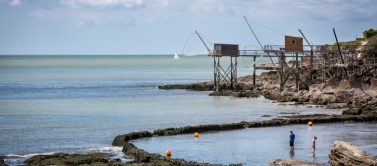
174, 53, 179, 59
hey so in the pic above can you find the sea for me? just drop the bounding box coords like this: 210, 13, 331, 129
0, 55, 376, 166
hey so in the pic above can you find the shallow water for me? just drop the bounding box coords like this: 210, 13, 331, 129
132, 123, 377, 165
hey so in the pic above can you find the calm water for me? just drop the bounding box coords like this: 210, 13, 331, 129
133, 123, 377, 165
0, 55, 374, 165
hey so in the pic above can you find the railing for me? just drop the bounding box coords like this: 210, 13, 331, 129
261, 45, 376, 53
238, 46, 377, 68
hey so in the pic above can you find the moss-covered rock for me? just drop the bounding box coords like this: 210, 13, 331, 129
113, 131, 153, 146
23, 153, 120, 166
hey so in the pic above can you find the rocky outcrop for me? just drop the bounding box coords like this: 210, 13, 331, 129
112, 131, 153, 146
158, 57, 377, 111
158, 82, 214, 91
23, 153, 122, 166
328, 141, 377, 166
0, 156, 7, 166
266, 140, 377, 166
267, 158, 324, 166
153, 123, 245, 136
113, 114, 377, 147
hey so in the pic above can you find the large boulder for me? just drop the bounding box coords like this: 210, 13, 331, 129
328, 141, 377, 166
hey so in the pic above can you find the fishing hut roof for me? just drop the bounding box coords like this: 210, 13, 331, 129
213, 43, 239, 57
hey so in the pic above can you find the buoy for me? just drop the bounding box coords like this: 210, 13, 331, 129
308, 121, 313, 126
194, 132, 199, 138
165, 150, 171, 157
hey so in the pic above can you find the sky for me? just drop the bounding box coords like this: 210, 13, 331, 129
0, 0, 376, 55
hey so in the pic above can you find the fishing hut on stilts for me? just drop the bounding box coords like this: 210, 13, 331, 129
192, 20, 377, 93
212, 44, 239, 91
194, 30, 239, 91
266, 36, 304, 92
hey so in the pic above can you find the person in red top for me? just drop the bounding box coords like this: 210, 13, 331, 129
312, 136, 317, 153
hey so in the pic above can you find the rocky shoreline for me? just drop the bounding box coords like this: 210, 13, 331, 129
8, 58, 377, 166
158, 71, 377, 110
159, 56, 377, 110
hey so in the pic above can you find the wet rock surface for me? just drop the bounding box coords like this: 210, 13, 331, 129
267, 158, 325, 166
112, 131, 153, 146
0, 156, 7, 166
328, 141, 377, 166
23, 153, 122, 166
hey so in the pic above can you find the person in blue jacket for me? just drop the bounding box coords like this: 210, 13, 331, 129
289, 131, 295, 151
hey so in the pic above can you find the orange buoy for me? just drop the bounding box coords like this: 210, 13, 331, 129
308, 121, 313, 126
194, 132, 199, 138
165, 150, 171, 157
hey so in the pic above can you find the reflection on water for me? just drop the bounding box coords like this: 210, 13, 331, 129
289, 150, 295, 159
132, 123, 377, 166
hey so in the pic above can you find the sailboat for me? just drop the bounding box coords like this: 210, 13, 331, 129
174, 53, 179, 59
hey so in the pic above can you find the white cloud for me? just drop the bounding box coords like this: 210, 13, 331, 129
30, 8, 137, 28
9, 0, 22, 6
60, 0, 143, 8
331, 15, 345, 22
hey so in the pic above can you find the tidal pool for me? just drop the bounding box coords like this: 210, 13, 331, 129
132, 123, 377, 165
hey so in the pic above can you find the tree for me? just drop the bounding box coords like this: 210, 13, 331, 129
363, 29, 377, 39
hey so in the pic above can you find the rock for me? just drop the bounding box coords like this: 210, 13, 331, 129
342, 108, 363, 115
328, 141, 377, 166
267, 158, 324, 166
158, 82, 214, 91
112, 131, 153, 146
244, 84, 261, 90
153, 123, 245, 136
0, 156, 7, 166
23, 153, 121, 166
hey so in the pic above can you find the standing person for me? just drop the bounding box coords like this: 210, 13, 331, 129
289, 131, 295, 151
312, 136, 317, 153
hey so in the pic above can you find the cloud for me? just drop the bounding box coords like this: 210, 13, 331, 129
30, 8, 137, 28
9, 0, 22, 6
60, 0, 143, 8
161, 0, 168, 7
77, 22, 85, 26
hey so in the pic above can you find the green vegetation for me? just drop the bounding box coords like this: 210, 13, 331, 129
361, 34, 377, 58
324, 40, 362, 51
23, 153, 173, 166
363, 29, 377, 39
324, 29, 377, 52
366, 34, 377, 46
